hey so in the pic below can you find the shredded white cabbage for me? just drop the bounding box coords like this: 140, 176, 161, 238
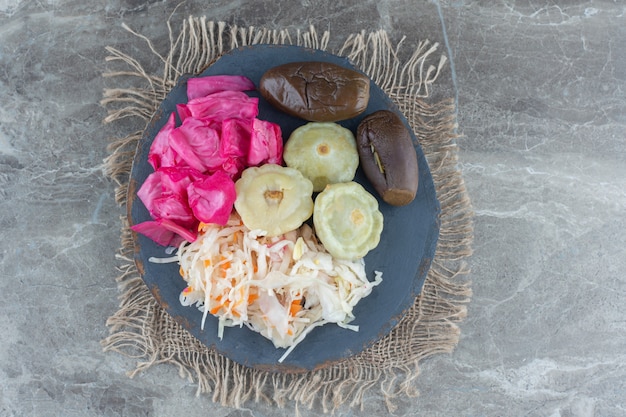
173, 213, 382, 362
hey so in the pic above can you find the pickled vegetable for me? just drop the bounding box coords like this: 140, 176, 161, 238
234, 164, 314, 237
313, 182, 383, 260
259, 61, 370, 122
283, 122, 359, 192
357, 110, 419, 206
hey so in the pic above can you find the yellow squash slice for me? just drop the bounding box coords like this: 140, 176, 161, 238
235, 164, 314, 237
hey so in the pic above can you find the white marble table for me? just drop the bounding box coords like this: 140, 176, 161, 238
1, 1, 624, 416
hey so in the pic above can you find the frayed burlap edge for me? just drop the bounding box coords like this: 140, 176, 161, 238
101, 17, 473, 413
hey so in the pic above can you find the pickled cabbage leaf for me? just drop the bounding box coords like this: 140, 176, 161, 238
248, 118, 283, 166
136, 166, 202, 229
168, 117, 223, 173
131, 218, 196, 247
178, 91, 259, 123
187, 75, 255, 100
187, 170, 237, 225
148, 113, 179, 170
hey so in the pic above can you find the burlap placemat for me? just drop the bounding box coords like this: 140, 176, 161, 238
101, 18, 473, 413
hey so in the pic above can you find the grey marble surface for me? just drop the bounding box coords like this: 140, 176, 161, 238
1, 1, 625, 416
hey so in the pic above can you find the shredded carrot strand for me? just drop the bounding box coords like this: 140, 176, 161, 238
289, 301, 303, 316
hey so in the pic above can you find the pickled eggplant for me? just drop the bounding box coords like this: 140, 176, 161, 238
356, 110, 419, 206
259, 61, 370, 122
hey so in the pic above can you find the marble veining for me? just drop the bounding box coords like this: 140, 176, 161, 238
1, 1, 625, 416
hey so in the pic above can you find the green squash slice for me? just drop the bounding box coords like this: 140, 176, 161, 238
313, 182, 383, 260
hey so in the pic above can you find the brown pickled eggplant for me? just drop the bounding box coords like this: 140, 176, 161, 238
356, 110, 419, 206
259, 61, 370, 122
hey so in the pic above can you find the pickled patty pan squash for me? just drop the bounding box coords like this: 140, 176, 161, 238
283, 122, 359, 192
234, 164, 314, 237
313, 182, 383, 260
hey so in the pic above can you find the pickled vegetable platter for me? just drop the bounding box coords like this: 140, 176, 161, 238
128, 45, 441, 372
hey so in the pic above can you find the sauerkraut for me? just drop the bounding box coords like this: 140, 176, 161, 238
173, 212, 382, 362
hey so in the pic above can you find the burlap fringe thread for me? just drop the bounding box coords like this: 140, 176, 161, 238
101, 17, 473, 414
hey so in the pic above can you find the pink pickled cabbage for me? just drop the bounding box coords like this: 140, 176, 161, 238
134, 166, 238, 245
176, 103, 192, 122
168, 117, 223, 172
137, 166, 202, 229
148, 113, 178, 170
178, 91, 259, 123
248, 118, 283, 166
220, 118, 252, 159
187, 75, 255, 100
131, 219, 196, 247
187, 170, 236, 225
133, 75, 284, 246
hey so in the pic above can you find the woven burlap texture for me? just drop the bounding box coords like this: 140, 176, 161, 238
101, 17, 474, 413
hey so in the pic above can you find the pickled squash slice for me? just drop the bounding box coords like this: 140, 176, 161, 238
283, 122, 359, 192
234, 164, 314, 237
313, 182, 383, 260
